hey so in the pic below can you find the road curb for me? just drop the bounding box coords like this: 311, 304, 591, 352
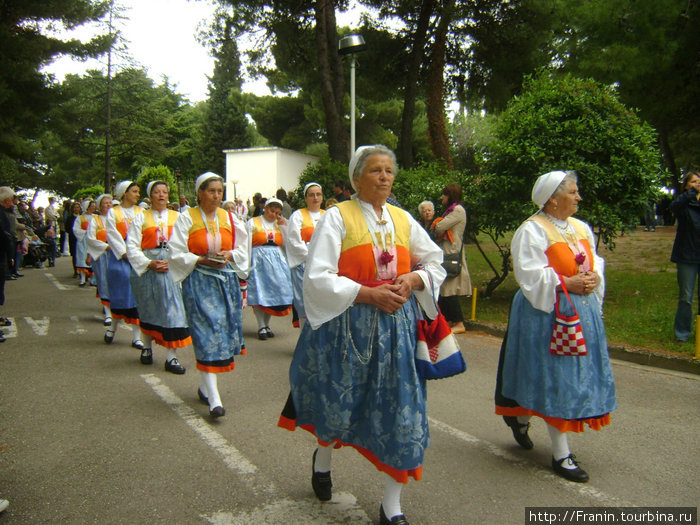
464, 320, 700, 376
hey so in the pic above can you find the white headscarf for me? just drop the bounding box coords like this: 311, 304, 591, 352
264, 198, 283, 208
95, 194, 111, 210
303, 182, 322, 196
195, 172, 222, 193
531, 171, 568, 208
114, 180, 133, 201
146, 180, 168, 197
348, 146, 373, 191
81, 199, 95, 213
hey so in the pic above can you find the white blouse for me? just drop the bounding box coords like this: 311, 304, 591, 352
512, 215, 605, 313
72, 213, 92, 242
105, 205, 141, 260
303, 197, 446, 329
125, 209, 172, 277
284, 208, 323, 269
168, 209, 250, 284
86, 215, 109, 261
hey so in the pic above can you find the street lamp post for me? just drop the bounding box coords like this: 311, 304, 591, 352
338, 34, 367, 154
230, 176, 239, 200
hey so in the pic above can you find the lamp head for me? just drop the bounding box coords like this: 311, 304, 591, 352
338, 34, 367, 56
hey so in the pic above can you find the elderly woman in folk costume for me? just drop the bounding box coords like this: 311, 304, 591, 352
73, 198, 96, 287
104, 180, 145, 349
169, 172, 249, 418
126, 180, 191, 373
284, 182, 325, 328
86, 194, 114, 327
278, 145, 445, 525
246, 197, 294, 340
495, 170, 616, 483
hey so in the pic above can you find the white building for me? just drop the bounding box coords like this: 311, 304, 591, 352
223, 147, 319, 204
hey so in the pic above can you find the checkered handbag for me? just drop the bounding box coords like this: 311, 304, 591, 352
549, 276, 588, 356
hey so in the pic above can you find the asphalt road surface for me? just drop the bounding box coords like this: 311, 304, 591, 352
0, 256, 697, 524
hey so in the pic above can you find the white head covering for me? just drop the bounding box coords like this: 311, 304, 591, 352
138, 201, 150, 209
348, 146, 373, 191
146, 180, 168, 197
114, 180, 133, 201
95, 194, 111, 210
195, 172, 222, 193
112, 199, 120, 205
81, 199, 94, 213
532, 171, 568, 208
303, 182, 322, 196
264, 197, 283, 208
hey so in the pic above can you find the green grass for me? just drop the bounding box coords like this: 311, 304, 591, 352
461, 226, 696, 355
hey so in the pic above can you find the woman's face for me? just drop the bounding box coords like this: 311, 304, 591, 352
354, 154, 394, 204
150, 184, 169, 211
72, 203, 81, 215
122, 185, 141, 206
222, 202, 236, 212
551, 180, 581, 218
263, 204, 282, 222
305, 186, 323, 211
86, 201, 96, 214
420, 205, 435, 222
441, 194, 449, 206
99, 198, 112, 215
685, 174, 700, 191
198, 180, 224, 210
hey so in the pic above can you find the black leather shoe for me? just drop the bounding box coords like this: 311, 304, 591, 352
0, 317, 12, 327
103, 317, 112, 326
131, 340, 145, 350
197, 388, 209, 405
140, 348, 153, 365
311, 449, 332, 501
265, 326, 275, 338
503, 416, 534, 450
257, 328, 268, 340
210, 405, 226, 418
552, 454, 589, 483
104, 330, 115, 344
0, 333, 5, 343
380, 504, 409, 525
164, 358, 186, 374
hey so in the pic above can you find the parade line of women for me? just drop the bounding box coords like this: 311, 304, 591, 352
74, 148, 615, 525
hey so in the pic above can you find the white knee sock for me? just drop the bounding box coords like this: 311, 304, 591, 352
141, 333, 153, 350
199, 373, 208, 397
516, 415, 531, 427
547, 424, 572, 464
166, 349, 176, 362
103, 306, 112, 319
254, 308, 267, 330
108, 318, 119, 334
79, 273, 85, 284
203, 372, 222, 409
131, 325, 143, 343
314, 443, 333, 473
382, 474, 404, 519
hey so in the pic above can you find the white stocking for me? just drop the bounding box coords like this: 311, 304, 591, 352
131, 324, 143, 343
382, 474, 404, 519
254, 308, 267, 330
547, 424, 571, 464
141, 333, 153, 350
314, 442, 333, 473
203, 372, 222, 409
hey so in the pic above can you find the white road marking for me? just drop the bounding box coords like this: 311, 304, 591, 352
44, 272, 68, 290
24, 316, 50, 336
1, 318, 17, 339
140, 374, 371, 524
69, 315, 87, 335
427, 416, 631, 506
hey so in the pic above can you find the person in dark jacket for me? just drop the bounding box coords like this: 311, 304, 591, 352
670, 171, 700, 343
0, 187, 17, 341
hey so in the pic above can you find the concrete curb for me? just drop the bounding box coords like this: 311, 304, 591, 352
464, 320, 700, 376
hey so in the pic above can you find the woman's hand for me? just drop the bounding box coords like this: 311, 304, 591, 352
197, 251, 232, 269
394, 272, 423, 299
356, 283, 407, 314
563, 271, 598, 295
277, 216, 288, 226
148, 259, 169, 273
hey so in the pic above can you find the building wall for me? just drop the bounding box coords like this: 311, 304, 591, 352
223, 147, 318, 205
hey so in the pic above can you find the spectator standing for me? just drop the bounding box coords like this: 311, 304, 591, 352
60, 199, 71, 255
417, 201, 435, 232
0, 187, 16, 341
332, 180, 348, 202
178, 194, 189, 212
44, 197, 59, 265
276, 188, 294, 219
66, 201, 81, 277
432, 184, 472, 334
670, 171, 700, 344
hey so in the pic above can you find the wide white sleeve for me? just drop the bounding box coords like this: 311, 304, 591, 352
405, 211, 447, 319
303, 208, 362, 329
86, 217, 108, 260
284, 210, 307, 269
512, 221, 560, 313
229, 214, 251, 279
73, 216, 87, 241
125, 213, 150, 276
105, 209, 127, 260
168, 212, 200, 284
584, 222, 605, 310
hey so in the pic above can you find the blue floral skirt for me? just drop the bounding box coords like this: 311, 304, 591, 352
106, 251, 139, 324
247, 245, 293, 315
75, 236, 91, 273
182, 267, 243, 372
290, 264, 306, 320
92, 253, 110, 306
496, 289, 616, 431
280, 298, 428, 482
129, 247, 191, 349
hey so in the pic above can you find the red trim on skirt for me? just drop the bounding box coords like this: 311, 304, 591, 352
255, 305, 292, 317
196, 362, 235, 373
495, 405, 611, 433
139, 326, 192, 349
277, 416, 422, 484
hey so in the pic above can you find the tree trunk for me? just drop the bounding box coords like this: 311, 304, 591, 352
426, 0, 454, 169
315, 0, 349, 162
657, 127, 679, 193
397, 0, 435, 169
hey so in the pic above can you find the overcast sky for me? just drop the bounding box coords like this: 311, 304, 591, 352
45, 0, 363, 102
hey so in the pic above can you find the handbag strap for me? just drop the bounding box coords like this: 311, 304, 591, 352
556, 274, 579, 317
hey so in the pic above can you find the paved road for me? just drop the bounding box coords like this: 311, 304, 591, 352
0, 257, 698, 524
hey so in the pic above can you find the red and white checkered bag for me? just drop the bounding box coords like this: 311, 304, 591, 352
549, 276, 588, 356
